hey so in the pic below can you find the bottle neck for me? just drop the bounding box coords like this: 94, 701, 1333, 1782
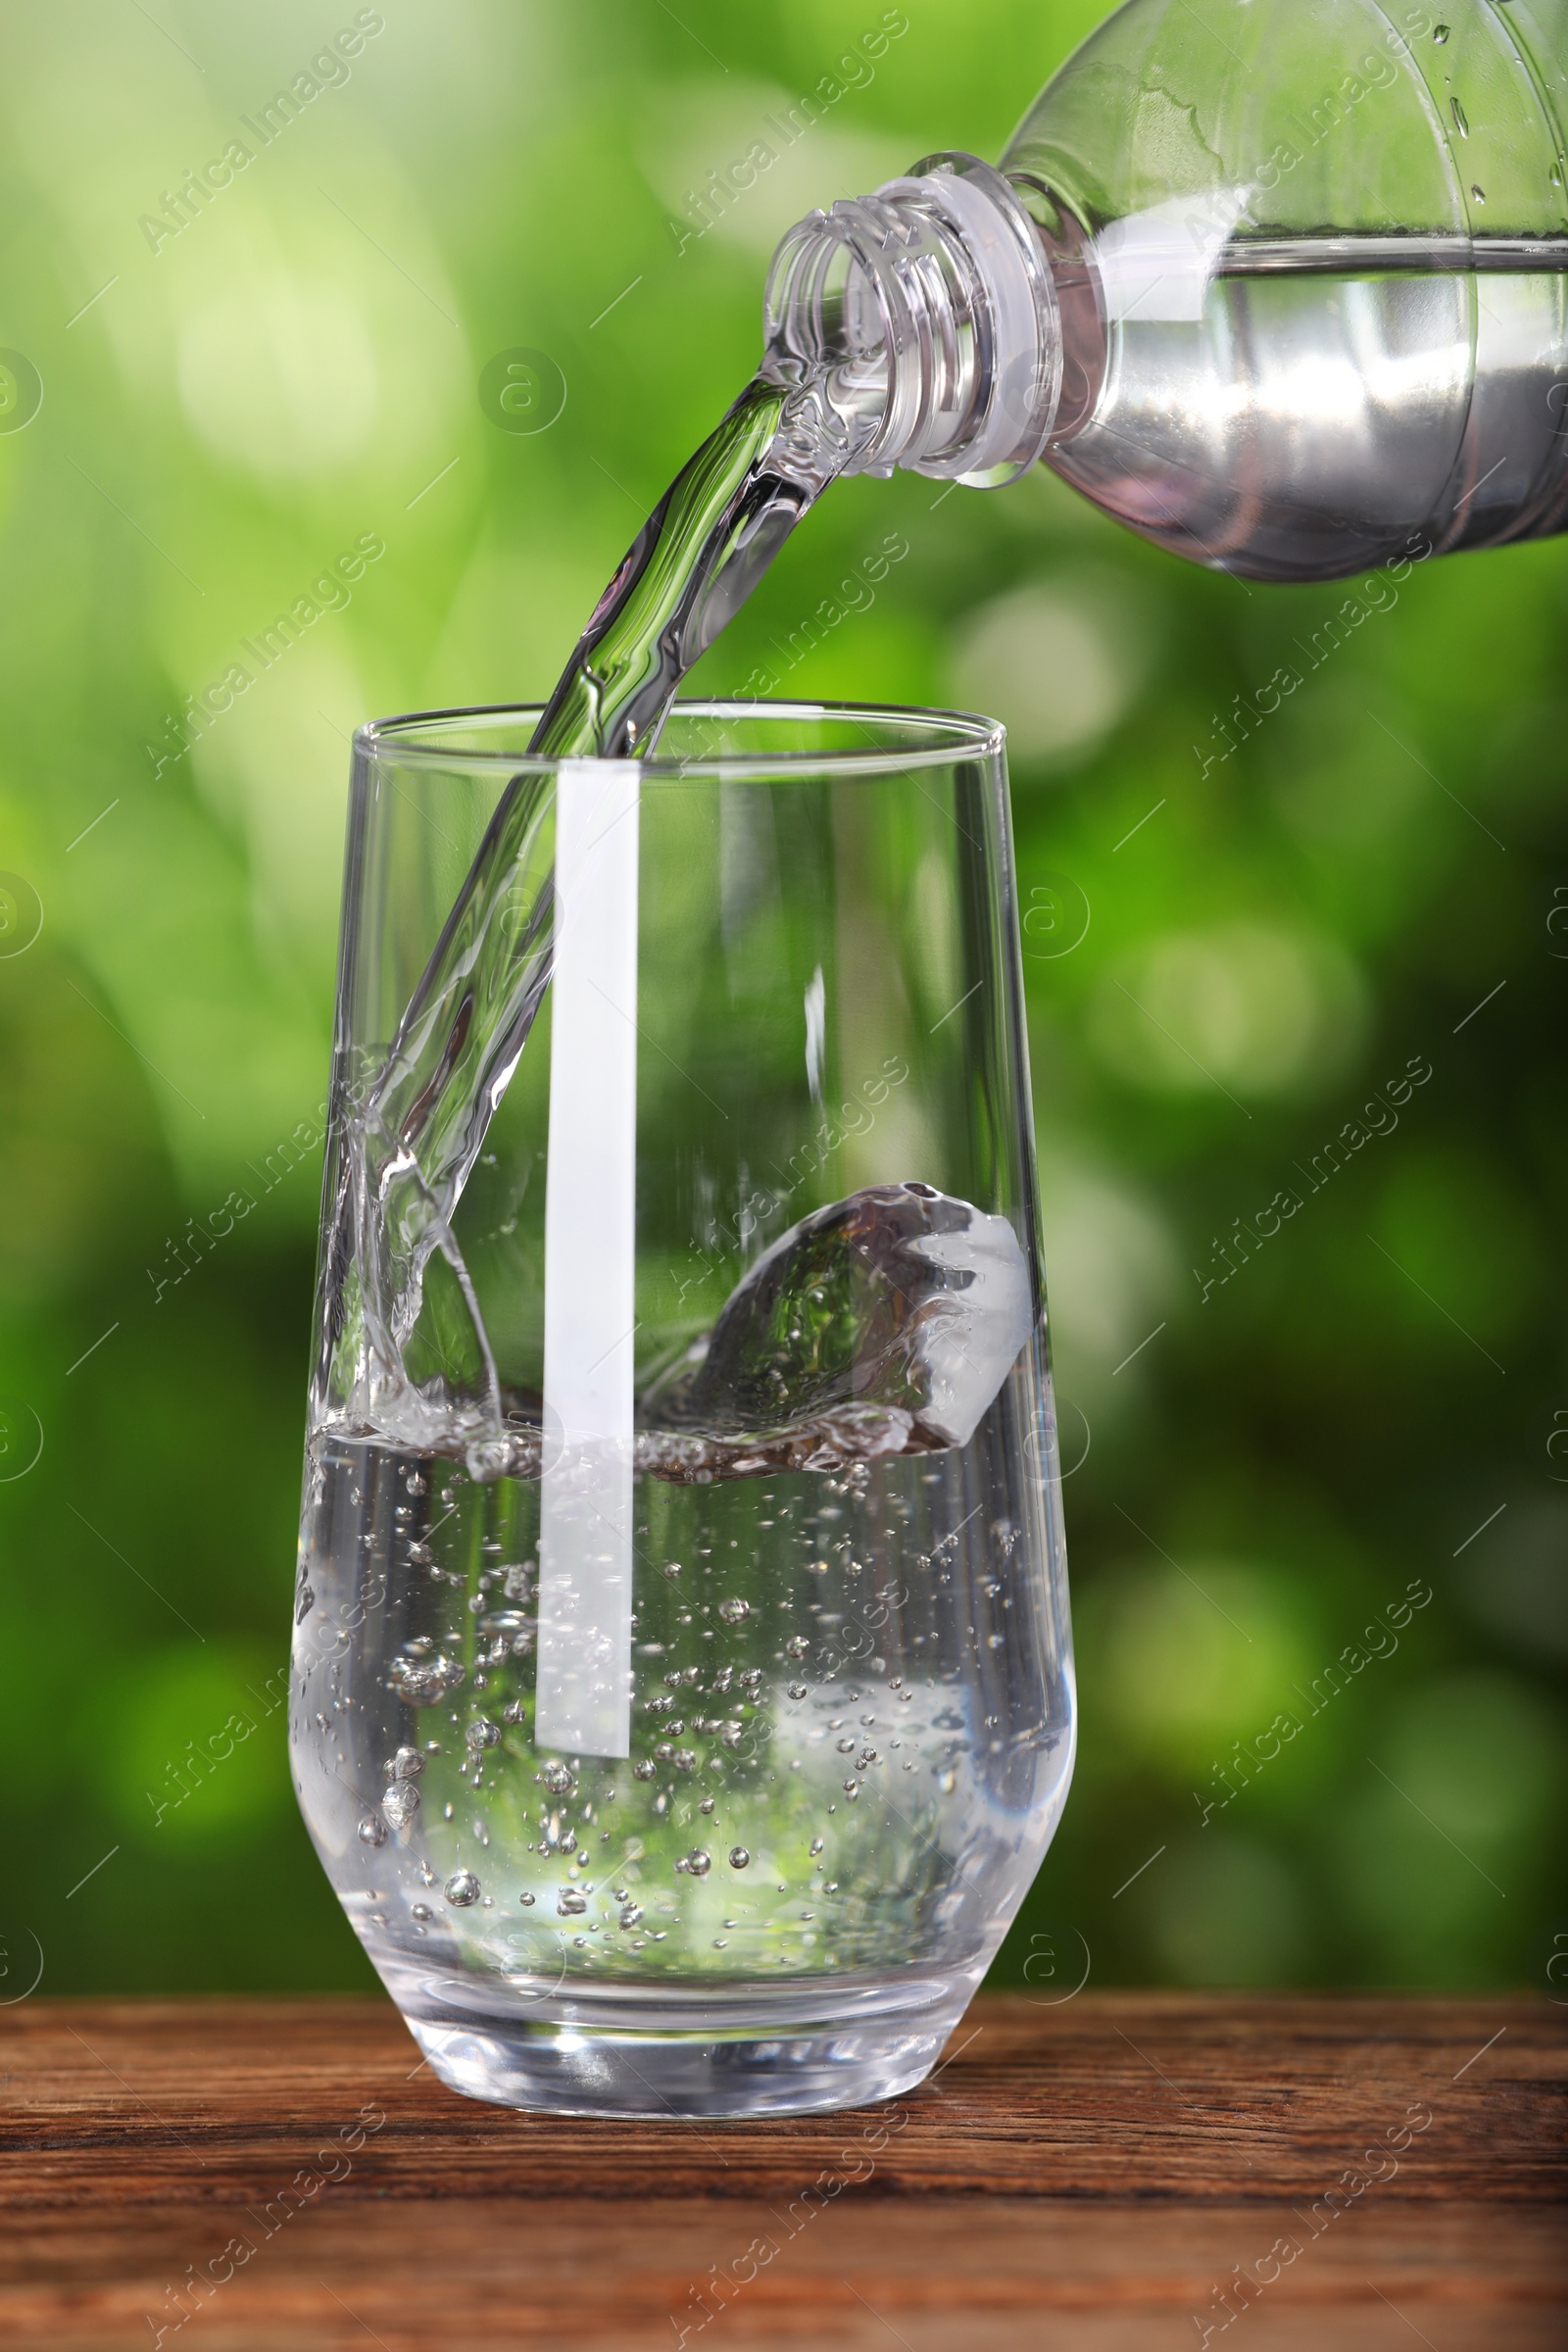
763, 153, 1064, 486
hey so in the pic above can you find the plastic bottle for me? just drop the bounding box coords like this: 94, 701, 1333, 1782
764, 0, 1568, 581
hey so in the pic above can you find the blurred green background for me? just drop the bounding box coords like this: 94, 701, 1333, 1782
1, 0, 1563, 2001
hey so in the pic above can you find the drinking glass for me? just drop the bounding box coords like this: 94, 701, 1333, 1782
290, 699, 1075, 2118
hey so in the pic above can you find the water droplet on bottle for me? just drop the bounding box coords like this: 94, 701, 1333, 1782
444, 1869, 480, 1906
294, 1582, 316, 1624
632, 1758, 657, 1781
1472, 183, 1486, 203
1450, 95, 1469, 136
541, 1761, 575, 1793
717, 1597, 751, 1624
358, 1812, 387, 1847
385, 1745, 424, 1781
1434, 21, 1449, 40
728, 1847, 750, 1869
381, 1782, 420, 1837
684, 1848, 711, 1876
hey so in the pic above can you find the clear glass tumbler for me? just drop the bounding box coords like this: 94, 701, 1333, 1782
290, 700, 1075, 2118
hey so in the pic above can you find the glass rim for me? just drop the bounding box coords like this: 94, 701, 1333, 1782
354, 697, 1005, 779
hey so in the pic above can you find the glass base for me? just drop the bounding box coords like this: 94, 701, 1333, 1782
405, 2001, 964, 2119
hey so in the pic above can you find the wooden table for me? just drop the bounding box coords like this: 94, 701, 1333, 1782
1, 1993, 1562, 2349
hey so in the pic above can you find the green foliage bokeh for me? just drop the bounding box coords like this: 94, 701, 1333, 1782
0, 0, 1562, 1997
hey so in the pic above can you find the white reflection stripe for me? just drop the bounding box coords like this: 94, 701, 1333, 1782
537, 759, 640, 1759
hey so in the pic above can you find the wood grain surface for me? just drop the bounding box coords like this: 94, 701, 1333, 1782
2, 1992, 1562, 2349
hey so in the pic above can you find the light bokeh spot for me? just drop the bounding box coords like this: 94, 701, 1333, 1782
177, 276, 381, 484
1090, 919, 1367, 1098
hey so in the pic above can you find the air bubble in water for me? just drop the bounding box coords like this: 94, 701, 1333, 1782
681, 1848, 711, 1876
809, 1837, 825, 1856
466, 1718, 502, 1750
382, 1782, 420, 1837
728, 1847, 750, 1869
785, 1636, 809, 1658
619, 1902, 643, 1929
1450, 96, 1468, 136
389, 1647, 466, 1708
385, 1745, 424, 1781
358, 1813, 387, 1847
557, 1887, 587, 1916
519, 1890, 535, 1905
411, 1902, 433, 1922
444, 1869, 480, 1906
717, 1597, 751, 1624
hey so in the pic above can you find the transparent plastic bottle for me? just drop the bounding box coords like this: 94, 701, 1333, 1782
766, 0, 1568, 581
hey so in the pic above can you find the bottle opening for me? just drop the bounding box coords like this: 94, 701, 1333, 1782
764, 153, 1066, 486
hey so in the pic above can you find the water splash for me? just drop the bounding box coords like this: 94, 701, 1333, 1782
320, 364, 875, 1457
